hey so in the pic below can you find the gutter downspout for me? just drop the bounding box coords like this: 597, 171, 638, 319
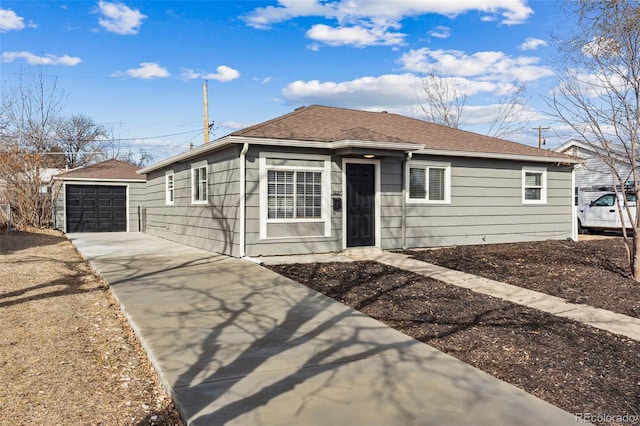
402, 152, 412, 250
239, 143, 249, 257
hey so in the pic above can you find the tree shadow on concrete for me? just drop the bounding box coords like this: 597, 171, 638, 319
71, 233, 572, 426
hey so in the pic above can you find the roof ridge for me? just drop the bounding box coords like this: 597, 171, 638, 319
232, 105, 320, 136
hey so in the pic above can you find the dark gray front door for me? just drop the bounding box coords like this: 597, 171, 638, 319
346, 163, 375, 247
66, 185, 126, 232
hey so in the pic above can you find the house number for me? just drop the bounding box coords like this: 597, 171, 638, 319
332, 191, 342, 196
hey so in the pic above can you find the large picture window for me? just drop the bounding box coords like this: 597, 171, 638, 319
522, 167, 547, 204
267, 170, 322, 219
406, 161, 451, 203
191, 161, 208, 204
260, 153, 331, 239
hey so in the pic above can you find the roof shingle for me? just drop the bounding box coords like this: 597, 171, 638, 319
57, 159, 146, 181
232, 105, 569, 160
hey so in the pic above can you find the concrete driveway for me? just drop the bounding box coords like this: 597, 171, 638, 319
69, 232, 578, 426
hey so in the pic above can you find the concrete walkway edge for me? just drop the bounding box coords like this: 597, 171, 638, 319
350, 251, 640, 342
69, 233, 581, 426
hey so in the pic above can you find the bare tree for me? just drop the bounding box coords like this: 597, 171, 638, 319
54, 114, 108, 168
1, 69, 66, 160
0, 148, 59, 229
0, 70, 65, 228
485, 82, 530, 139
417, 70, 468, 129
550, 0, 640, 280
416, 70, 529, 138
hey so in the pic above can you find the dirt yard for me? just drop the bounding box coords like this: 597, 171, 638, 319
268, 241, 640, 426
0, 229, 184, 425
403, 238, 640, 319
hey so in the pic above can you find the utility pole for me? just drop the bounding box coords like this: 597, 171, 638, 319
532, 126, 550, 149
203, 81, 210, 145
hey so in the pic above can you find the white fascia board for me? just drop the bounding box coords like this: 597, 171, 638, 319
138, 135, 425, 174
414, 148, 580, 165
138, 136, 235, 174
53, 177, 145, 183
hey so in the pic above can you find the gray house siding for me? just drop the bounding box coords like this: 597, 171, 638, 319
141, 145, 573, 257
400, 156, 573, 248
144, 145, 241, 256
128, 181, 147, 231
243, 146, 343, 257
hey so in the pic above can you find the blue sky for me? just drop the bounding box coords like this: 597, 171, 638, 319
1, 1, 573, 162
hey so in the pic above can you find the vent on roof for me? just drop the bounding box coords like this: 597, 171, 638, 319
295, 106, 306, 111
380, 111, 388, 113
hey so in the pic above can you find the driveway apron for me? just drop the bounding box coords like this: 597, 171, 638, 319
69, 232, 579, 426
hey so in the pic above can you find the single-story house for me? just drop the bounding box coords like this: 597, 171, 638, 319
554, 139, 632, 205
139, 105, 578, 258
53, 159, 146, 233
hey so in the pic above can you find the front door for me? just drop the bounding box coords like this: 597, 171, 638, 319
346, 163, 375, 247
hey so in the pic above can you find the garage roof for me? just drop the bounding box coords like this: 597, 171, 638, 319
57, 159, 146, 181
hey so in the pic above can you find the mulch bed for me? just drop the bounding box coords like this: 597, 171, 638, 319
267, 260, 640, 425
403, 239, 640, 319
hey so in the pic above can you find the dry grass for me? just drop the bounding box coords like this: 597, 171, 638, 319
0, 229, 184, 425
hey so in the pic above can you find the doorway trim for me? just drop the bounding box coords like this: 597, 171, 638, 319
342, 157, 381, 250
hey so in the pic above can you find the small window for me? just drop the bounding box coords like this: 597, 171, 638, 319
407, 161, 451, 203
165, 171, 174, 205
191, 162, 208, 204
522, 167, 547, 204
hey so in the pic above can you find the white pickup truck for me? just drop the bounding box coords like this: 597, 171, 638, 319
577, 192, 637, 233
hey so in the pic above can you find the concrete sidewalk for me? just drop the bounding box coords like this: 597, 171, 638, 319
69, 232, 578, 426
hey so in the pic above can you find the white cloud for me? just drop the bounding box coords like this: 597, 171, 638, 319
2, 51, 81, 66
399, 48, 554, 82
282, 73, 419, 111
180, 65, 240, 82
306, 23, 405, 47
244, 0, 533, 28
253, 77, 272, 84
242, 0, 532, 48
96, 1, 146, 35
520, 37, 548, 51
113, 62, 170, 79
0, 8, 36, 32
428, 25, 451, 39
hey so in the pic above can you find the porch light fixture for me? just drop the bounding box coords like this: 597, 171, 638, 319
363, 154, 375, 159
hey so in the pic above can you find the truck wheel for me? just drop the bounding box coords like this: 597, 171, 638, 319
578, 220, 589, 234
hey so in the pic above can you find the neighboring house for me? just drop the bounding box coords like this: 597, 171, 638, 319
554, 139, 633, 205
53, 159, 146, 233
139, 105, 577, 258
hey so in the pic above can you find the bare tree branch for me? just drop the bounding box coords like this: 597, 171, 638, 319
550, 0, 640, 280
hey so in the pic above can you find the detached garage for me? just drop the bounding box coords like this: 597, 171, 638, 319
53, 159, 146, 233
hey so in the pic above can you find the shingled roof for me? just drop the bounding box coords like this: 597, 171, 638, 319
232, 105, 569, 160
57, 159, 146, 181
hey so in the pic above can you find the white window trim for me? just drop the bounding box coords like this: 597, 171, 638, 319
165, 170, 174, 205
191, 160, 208, 205
522, 167, 547, 204
405, 160, 451, 204
259, 152, 331, 240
